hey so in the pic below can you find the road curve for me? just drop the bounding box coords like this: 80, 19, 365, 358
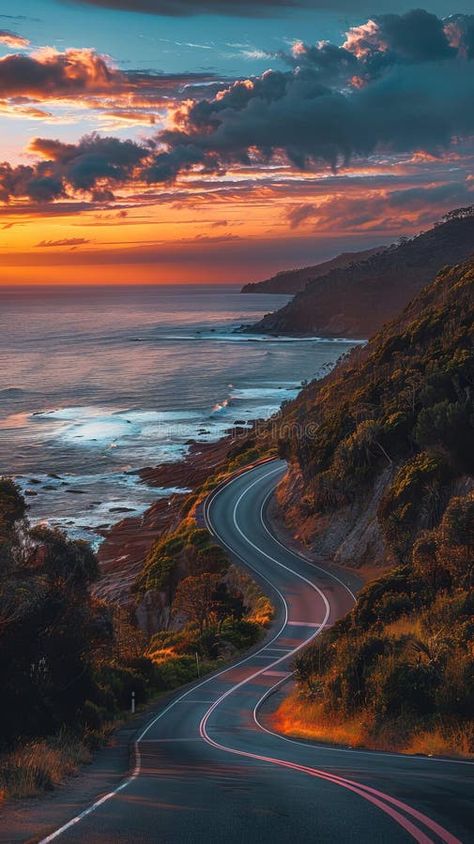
38, 460, 473, 844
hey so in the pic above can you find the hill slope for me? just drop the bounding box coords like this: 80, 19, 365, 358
247, 209, 474, 338
271, 257, 474, 755
241, 246, 384, 295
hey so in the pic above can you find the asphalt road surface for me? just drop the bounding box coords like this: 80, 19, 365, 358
38, 460, 473, 844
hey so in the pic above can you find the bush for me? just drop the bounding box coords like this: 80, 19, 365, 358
81, 700, 105, 730
376, 661, 440, 719
221, 619, 261, 650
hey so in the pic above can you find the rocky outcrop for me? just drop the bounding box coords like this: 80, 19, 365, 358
276, 462, 394, 570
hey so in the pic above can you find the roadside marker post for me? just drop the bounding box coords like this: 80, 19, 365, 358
131, 691, 136, 714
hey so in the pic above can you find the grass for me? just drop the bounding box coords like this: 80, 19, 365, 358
404, 724, 474, 759
0, 731, 93, 802
272, 693, 474, 759
383, 615, 424, 639
272, 695, 371, 748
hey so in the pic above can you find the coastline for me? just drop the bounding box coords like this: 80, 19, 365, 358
95, 433, 244, 604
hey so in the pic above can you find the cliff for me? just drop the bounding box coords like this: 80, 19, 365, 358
241, 246, 384, 295
270, 257, 474, 757
274, 256, 474, 569
246, 209, 474, 338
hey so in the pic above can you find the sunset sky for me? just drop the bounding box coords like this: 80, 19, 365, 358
1, 0, 474, 284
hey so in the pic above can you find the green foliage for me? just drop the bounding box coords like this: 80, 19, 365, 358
221, 618, 261, 650
293, 492, 474, 750
0, 479, 26, 537
378, 451, 452, 560
281, 259, 473, 532
137, 523, 230, 598
272, 259, 473, 751
377, 661, 440, 719
0, 485, 112, 746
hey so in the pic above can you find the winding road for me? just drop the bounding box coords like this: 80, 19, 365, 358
38, 460, 473, 843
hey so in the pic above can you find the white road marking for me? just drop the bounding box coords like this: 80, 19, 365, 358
141, 738, 202, 743
200, 466, 462, 844
38, 460, 473, 844
263, 671, 292, 678
38, 466, 291, 843
287, 621, 322, 627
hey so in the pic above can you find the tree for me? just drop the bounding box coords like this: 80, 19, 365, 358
0, 481, 112, 744
412, 530, 449, 595
173, 573, 221, 634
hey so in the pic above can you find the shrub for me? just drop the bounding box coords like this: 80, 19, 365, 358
376, 661, 440, 719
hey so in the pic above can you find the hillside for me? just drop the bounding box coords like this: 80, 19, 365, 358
241, 246, 384, 295
271, 257, 474, 755
246, 209, 474, 338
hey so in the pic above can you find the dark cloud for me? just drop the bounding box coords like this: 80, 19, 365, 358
147, 12, 474, 180
0, 134, 149, 202
64, 0, 317, 17
376, 10, 454, 61
64, 1, 473, 16
0, 49, 113, 99
36, 237, 90, 247
0, 46, 221, 101
3, 11, 474, 207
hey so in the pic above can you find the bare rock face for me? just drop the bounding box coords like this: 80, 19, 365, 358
135, 588, 171, 636
276, 463, 392, 570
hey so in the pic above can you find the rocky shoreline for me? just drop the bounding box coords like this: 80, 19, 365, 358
95, 435, 239, 605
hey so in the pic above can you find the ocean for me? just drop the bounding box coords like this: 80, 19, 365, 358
0, 284, 358, 546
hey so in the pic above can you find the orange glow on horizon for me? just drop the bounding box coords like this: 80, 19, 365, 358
0, 160, 465, 285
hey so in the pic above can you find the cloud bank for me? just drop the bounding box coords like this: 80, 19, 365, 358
63, 0, 332, 17
64, 1, 472, 17
1, 11, 474, 205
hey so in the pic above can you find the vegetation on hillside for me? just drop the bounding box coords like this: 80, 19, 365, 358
273, 258, 474, 755
0, 470, 272, 801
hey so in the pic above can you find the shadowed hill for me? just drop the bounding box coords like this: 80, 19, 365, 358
241, 246, 385, 295
272, 256, 474, 755
276, 255, 474, 571
246, 208, 474, 338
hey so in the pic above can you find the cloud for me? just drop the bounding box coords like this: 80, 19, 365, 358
62, 1, 474, 16
0, 30, 30, 49
36, 237, 90, 247
149, 12, 474, 179
2, 11, 474, 209
62, 0, 321, 17
287, 202, 317, 228
284, 180, 474, 231
0, 133, 149, 202
0, 48, 115, 99
0, 44, 223, 124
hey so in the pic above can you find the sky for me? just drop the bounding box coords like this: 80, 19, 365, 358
0, 0, 474, 284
